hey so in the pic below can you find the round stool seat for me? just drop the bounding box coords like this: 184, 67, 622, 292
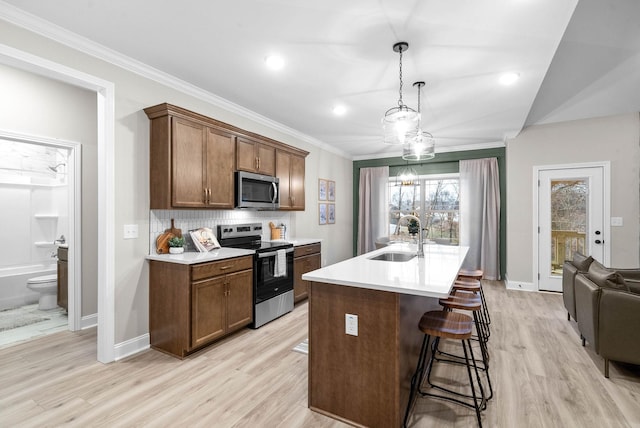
453, 281, 482, 293
419, 311, 473, 339
439, 295, 482, 311
458, 269, 483, 280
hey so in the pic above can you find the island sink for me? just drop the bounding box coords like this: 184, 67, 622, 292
368, 252, 416, 262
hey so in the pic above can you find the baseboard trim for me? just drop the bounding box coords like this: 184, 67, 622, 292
114, 334, 150, 361
80, 313, 97, 330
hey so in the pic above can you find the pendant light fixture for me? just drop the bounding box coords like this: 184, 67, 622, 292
396, 162, 418, 186
382, 42, 420, 145
402, 81, 435, 161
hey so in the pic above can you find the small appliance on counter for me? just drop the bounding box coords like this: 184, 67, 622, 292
217, 223, 294, 328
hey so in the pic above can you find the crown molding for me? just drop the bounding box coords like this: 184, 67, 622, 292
351, 140, 505, 161
0, 1, 353, 160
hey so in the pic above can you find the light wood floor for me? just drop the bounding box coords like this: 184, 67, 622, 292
1, 282, 639, 427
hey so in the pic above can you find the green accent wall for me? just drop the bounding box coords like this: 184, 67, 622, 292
352, 147, 507, 279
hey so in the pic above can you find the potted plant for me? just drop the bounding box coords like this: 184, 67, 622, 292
168, 236, 185, 254
408, 218, 420, 236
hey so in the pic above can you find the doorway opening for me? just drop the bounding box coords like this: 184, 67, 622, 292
0, 132, 82, 347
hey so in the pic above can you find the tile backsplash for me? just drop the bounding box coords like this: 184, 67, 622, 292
149, 209, 292, 254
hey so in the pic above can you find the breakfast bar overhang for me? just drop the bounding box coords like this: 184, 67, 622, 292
302, 243, 469, 428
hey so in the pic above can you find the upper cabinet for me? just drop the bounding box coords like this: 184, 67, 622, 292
236, 138, 276, 176
276, 150, 305, 210
144, 103, 308, 210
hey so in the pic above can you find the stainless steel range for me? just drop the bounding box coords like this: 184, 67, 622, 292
217, 223, 294, 328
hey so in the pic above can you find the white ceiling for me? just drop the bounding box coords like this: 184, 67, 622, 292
1, 0, 638, 160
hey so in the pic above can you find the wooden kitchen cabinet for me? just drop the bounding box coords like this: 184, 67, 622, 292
147, 115, 235, 209
149, 255, 253, 358
236, 137, 276, 176
145, 103, 308, 210
293, 243, 321, 302
276, 149, 306, 210
57, 246, 68, 311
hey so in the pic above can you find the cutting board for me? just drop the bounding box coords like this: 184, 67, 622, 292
155, 219, 183, 254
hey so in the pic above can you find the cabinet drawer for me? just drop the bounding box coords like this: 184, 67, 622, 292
191, 256, 253, 281
294, 243, 321, 258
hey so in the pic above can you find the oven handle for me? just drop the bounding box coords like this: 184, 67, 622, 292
258, 247, 294, 259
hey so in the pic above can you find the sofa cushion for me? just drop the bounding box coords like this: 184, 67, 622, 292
571, 252, 594, 271
587, 261, 629, 291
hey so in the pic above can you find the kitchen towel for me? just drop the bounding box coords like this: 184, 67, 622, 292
274, 249, 287, 277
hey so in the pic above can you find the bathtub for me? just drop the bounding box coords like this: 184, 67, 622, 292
0, 264, 57, 310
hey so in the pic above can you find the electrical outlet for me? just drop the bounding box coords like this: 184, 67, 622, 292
611, 217, 623, 227
345, 313, 358, 336
123, 224, 138, 239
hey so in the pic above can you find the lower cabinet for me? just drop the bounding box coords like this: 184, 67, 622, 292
149, 255, 253, 358
294, 243, 321, 303
57, 246, 68, 311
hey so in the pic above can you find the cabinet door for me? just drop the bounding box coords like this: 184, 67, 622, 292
256, 143, 275, 176
191, 277, 226, 348
294, 253, 321, 302
276, 150, 292, 209
289, 154, 305, 210
226, 269, 254, 332
205, 128, 235, 208
172, 118, 206, 207
57, 259, 68, 310
236, 138, 257, 172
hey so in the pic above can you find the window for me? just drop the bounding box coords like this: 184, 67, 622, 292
388, 174, 460, 245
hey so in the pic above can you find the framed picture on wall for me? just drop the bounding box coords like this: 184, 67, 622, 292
319, 179, 327, 201
319, 203, 327, 225
328, 180, 335, 201
328, 203, 335, 224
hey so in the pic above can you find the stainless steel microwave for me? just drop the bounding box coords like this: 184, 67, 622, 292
235, 171, 280, 209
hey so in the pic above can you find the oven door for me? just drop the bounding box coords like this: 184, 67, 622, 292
255, 247, 294, 304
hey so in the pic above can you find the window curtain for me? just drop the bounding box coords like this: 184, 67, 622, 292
357, 166, 389, 255
460, 158, 500, 279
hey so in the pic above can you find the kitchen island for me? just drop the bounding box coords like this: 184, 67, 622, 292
302, 243, 469, 428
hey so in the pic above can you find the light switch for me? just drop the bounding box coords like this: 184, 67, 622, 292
124, 224, 138, 239
611, 217, 623, 227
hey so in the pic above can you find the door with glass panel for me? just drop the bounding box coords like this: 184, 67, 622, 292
538, 166, 605, 292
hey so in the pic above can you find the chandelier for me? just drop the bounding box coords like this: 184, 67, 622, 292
402, 81, 435, 161
382, 42, 420, 145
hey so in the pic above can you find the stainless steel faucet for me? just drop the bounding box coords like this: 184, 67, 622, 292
397, 215, 424, 257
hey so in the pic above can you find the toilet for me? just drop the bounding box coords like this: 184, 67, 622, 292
26, 274, 58, 310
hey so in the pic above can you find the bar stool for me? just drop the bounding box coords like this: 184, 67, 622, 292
457, 269, 491, 326
453, 279, 491, 335
403, 310, 485, 428
438, 293, 493, 401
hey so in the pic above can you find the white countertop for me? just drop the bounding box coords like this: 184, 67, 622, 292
302, 243, 469, 298
146, 247, 255, 265
266, 238, 322, 246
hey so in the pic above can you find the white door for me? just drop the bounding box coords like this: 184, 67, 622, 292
537, 166, 606, 292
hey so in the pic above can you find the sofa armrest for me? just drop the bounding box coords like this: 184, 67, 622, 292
574, 273, 601, 352
599, 289, 640, 366
562, 262, 580, 320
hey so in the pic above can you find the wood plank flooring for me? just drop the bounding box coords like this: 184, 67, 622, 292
1, 281, 639, 427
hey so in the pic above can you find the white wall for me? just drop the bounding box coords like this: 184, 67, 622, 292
506, 113, 640, 285
0, 19, 353, 345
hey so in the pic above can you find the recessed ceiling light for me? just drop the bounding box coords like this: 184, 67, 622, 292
265, 55, 285, 71
332, 105, 347, 116
499, 72, 520, 85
